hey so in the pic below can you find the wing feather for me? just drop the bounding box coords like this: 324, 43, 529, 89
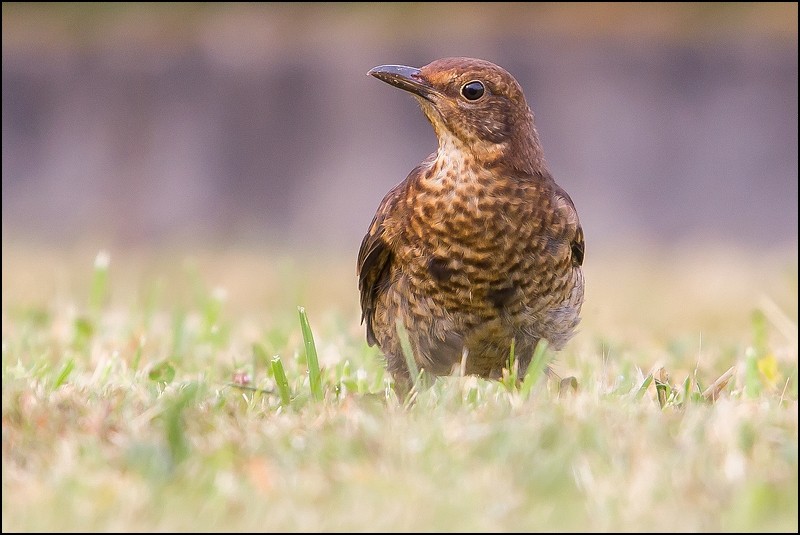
357, 181, 406, 346
550, 183, 584, 267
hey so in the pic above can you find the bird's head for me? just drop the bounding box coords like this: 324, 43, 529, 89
368, 57, 545, 175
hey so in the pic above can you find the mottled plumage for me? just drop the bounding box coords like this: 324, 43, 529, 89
358, 57, 584, 394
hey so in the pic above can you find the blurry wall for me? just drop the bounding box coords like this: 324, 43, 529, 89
2, 3, 798, 255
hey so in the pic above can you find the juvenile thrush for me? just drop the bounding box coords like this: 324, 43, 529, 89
358, 57, 584, 394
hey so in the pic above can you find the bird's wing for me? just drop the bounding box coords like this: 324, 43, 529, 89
571, 224, 585, 267
551, 184, 584, 267
357, 180, 406, 346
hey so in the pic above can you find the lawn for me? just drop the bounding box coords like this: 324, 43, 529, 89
2, 242, 797, 531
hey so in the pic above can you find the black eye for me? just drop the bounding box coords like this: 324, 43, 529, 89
461, 81, 485, 101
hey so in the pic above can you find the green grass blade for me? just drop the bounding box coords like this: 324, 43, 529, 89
395, 318, 436, 402
396, 318, 419, 377
73, 317, 94, 350
635, 373, 654, 401
132, 341, 143, 371
163, 382, 200, 466
655, 377, 670, 408
395, 318, 419, 380
520, 339, 550, 397
298, 306, 322, 401
507, 338, 517, 381
271, 355, 292, 406
681, 375, 692, 405
53, 358, 75, 388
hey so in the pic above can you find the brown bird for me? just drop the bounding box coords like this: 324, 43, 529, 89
358, 57, 584, 395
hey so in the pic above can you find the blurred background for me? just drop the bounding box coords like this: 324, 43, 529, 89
2, 2, 798, 256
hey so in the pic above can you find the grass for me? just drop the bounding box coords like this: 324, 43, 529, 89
2, 242, 797, 531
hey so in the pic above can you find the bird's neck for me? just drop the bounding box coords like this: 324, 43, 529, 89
425, 133, 505, 194
431, 127, 548, 180
433, 131, 471, 174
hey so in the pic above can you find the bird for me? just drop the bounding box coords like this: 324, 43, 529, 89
357, 57, 584, 396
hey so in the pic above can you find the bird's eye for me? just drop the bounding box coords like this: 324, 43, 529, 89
461, 81, 485, 101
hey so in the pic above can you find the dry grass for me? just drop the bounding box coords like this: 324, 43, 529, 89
2, 242, 797, 531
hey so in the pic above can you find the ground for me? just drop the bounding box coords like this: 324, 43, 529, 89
2, 242, 797, 531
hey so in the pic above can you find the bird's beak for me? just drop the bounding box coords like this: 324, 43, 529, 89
368, 64, 438, 100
